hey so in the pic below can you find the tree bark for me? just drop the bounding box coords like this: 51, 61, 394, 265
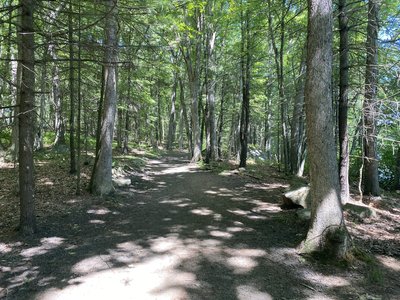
18, 0, 36, 234
167, 72, 178, 150
338, 0, 350, 203
362, 0, 380, 196
300, 0, 349, 258
290, 60, 306, 176
239, 8, 251, 168
69, 0, 76, 173
90, 0, 118, 195
205, 7, 217, 163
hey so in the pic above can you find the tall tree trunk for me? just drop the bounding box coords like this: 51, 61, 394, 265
205, 13, 217, 163
217, 78, 225, 159
239, 8, 250, 168
90, 0, 118, 195
76, 0, 82, 195
69, 0, 76, 173
338, 0, 350, 203
300, 0, 349, 257
290, 60, 306, 176
18, 0, 36, 234
179, 77, 191, 153
49, 43, 65, 146
167, 72, 178, 150
362, 0, 380, 196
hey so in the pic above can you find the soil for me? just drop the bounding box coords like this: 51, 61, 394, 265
0, 151, 399, 300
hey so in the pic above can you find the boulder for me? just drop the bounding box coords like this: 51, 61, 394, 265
281, 186, 311, 209
112, 177, 131, 187
343, 202, 377, 219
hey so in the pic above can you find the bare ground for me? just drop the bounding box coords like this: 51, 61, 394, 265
0, 151, 399, 299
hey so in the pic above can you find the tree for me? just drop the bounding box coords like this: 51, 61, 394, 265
18, 0, 36, 234
362, 0, 380, 196
300, 0, 349, 257
338, 0, 350, 203
239, 3, 251, 168
90, 0, 118, 195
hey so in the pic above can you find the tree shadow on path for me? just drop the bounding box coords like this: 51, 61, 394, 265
1, 152, 397, 299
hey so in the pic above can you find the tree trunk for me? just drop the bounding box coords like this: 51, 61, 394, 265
179, 77, 191, 153
217, 78, 225, 158
362, 0, 380, 196
167, 72, 178, 150
395, 146, 400, 190
18, 0, 36, 234
49, 43, 65, 147
69, 0, 76, 173
205, 14, 217, 163
338, 0, 350, 203
300, 0, 349, 258
290, 60, 306, 176
90, 0, 118, 195
239, 8, 250, 168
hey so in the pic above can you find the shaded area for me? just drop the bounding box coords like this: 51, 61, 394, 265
0, 152, 399, 299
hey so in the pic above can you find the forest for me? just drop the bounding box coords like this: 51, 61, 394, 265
0, 0, 399, 299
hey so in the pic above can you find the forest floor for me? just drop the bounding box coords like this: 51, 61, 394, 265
0, 149, 399, 300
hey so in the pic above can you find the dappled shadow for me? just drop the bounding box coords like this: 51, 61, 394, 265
1, 152, 399, 299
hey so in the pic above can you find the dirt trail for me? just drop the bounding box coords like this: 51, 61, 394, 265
0, 152, 398, 299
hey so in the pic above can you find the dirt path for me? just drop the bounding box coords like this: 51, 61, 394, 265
0, 152, 398, 299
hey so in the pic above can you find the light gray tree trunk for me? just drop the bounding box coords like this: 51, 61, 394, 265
18, 0, 36, 234
49, 43, 65, 146
338, 0, 350, 203
205, 7, 217, 163
300, 0, 349, 258
362, 0, 380, 196
90, 0, 118, 195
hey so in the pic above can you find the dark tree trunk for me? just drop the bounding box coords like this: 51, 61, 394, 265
69, 0, 76, 173
239, 9, 251, 168
362, 0, 380, 196
167, 72, 178, 150
300, 0, 349, 258
18, 0, 36, 235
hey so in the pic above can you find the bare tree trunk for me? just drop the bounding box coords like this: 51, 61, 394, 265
338, 0, 350, 203
49, 42, 65, 147
239, 8, 250, 168
205, 8, 217, 163
179, 77, 191, 153
290, 60, 306, 176
18, 0, 36, 234
300, 0, 349, 257
217, 78, 225, 158
69, 0, 76, 173
167, 72, 178, 150
90, 0, 118, 195
362, 0, 380, 196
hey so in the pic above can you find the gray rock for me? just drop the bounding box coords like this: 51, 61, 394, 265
281, 186, 311, 209
112, 177, 131, 187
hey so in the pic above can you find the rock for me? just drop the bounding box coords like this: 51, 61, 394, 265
343, 202, 377, 219
281, 186, 311, 209
112, 177, 131, 187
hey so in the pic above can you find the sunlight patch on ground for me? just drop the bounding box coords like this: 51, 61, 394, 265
376, 255, 400, 272
191, 207, 214, 216
209, 230, 233, 239
89, 219, 105, 224
0, 243, 13, 254
301, 272, 350, 288
236, 285, 273, 300
87, 207, 111, 215
20, 237, 65, 259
